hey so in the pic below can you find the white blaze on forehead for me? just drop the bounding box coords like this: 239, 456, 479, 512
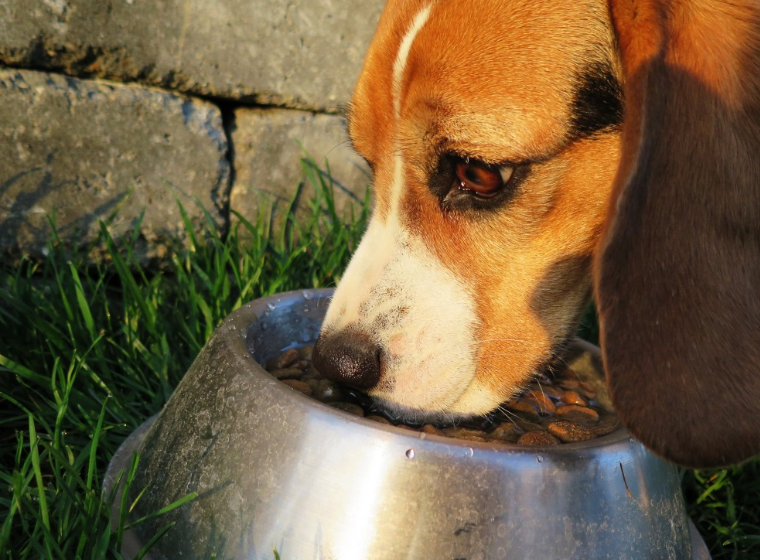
323, 3, 439, 330
392, 3, 433, 120
318, 0, 502, 416
389, 3, 433, 221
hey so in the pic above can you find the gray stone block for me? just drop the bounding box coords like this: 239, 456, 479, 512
230, 108, 371, 230
0, 0, 385, 111
0, 68, 230, 259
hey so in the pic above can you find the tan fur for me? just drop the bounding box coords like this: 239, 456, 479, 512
348, 0, 620, 402
322, 0, 760, 467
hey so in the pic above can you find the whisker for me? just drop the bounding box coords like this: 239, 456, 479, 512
493, 404, 522, 427
533, 378, 551, 406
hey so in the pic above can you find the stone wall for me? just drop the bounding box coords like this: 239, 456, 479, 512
0, 0, 383, 259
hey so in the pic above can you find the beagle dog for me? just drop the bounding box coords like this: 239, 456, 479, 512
312, 0, 760, 468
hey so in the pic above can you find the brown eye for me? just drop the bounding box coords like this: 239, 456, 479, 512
454, 158, 513, 197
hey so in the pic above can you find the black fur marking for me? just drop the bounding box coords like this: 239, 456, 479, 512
568, 62, 624, 140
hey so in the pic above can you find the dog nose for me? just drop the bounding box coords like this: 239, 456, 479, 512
312, 329, 382, 390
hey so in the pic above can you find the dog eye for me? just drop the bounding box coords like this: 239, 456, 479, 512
454, 158, 513, 198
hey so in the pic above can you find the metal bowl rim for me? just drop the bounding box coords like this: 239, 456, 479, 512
229, 288, 631, 456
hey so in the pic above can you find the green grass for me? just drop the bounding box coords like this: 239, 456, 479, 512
1, 157, 758, 559
683, 463, 760, 558
0, 159, 370, 559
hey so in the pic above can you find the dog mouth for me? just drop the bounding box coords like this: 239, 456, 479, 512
366, 396, 475, 426
345, 334, 578, 429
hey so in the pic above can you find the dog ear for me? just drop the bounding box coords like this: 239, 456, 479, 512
595, 0, 760, 467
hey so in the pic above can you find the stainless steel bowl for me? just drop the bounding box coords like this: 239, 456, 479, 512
106, 289, 711, 560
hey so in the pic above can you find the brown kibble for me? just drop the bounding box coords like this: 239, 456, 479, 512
591, 418, 621, 437
457, 434, 488, 443
558, 379, 581, 390
266, 344, 619, 447
555, 405, 600, 424
534, 385, 564, 400
525, 391, 556, 414
281, 379, 312, 396
266, 348, 300, 370
517, 431, 560, 446
315, 379, 342, 402
306, 378, 320, 392
547, 421, 596, 443
329, 402, 365, 417
560, 390, 587, 406
507, 399, 540, 420
488, 422, 524, 443
422, 424, 445, 436
443, 427, 488, 442
394, 424, 416, 431
268, 367, 304, 380
514, 419, 544, 433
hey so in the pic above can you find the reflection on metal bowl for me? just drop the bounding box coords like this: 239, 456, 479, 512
105, 288, 711, 560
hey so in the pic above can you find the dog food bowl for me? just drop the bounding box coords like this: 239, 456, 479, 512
105, 289, 711, 560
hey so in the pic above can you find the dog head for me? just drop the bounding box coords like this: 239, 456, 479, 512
313, 0, 760, 468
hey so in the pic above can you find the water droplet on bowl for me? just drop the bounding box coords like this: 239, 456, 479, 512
303, 291, 313, 300
536, 455, 544, 463
266, 303, 276, 311
405, 448, 415, 459
463, 447, 474, 458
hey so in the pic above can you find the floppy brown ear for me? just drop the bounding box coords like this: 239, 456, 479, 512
595, 0, 760, 467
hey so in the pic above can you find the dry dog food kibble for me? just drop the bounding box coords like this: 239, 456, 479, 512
263, 345, 620, 446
